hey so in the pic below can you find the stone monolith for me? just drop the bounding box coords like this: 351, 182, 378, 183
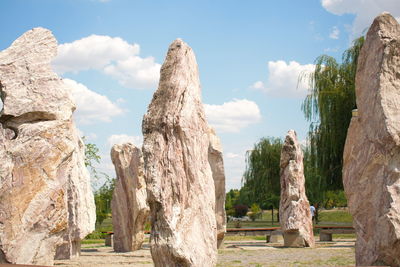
0, 28, 95, 265
142, 39, 217, 267
208, 127, 227, 248
343, 13, 400, 266
111, 143, 149, 252
279, 130, 314, 247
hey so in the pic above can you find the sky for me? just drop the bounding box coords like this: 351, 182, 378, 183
0, 0, 399, 191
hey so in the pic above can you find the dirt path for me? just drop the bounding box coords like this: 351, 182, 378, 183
55, 239, 355, 267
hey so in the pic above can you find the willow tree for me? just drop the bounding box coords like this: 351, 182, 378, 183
302, 37, 364, 191
242, 137, 282, 208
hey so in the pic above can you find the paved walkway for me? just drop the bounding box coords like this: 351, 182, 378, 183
55, 239, 355, 267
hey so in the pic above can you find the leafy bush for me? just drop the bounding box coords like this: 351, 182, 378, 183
324, 190, 347, 209
234, 204, 248, 217
226, 208, 235, 217
249, 203, 262, 221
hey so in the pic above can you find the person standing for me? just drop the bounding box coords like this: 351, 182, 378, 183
310, 204, 316, 224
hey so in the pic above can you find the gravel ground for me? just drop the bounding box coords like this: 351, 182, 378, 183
55, 239, 355, 267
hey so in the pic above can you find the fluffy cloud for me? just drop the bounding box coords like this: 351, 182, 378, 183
103, 56, 160, 89
107, 134, 143, 147
204, 99, 261, 133
329, 26, 340, 39
63, 78, 124, 124
251, 60, 315, 98
52, 35, 161, 89
322, 0, 400, 37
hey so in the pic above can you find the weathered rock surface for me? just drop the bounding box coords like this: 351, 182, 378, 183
279, 130, 314, 248
142, 39, 217, 267
111, 143, 149, 252
208, 127, 226, 248
343, 13, 400, 267
0, 28, 95, 265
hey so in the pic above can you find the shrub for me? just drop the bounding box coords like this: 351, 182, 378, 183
324, 190, 347, 209
249, 203, 262, 221
226, 208, 235, 217
234, 204, 248, 217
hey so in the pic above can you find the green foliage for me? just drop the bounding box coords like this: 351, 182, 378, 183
324, 190, 347, 209
250, 203, 261, 214
304, 147, 326, 206
249, 203, 262, 221
234, 204, 249, 217
302, 37, 364, 192
94, 175, 115, 225
242, 137, 283, 208
83, 137, 102, 188
225, 189, 240, 210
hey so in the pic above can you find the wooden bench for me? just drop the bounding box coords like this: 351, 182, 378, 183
225, 227, 283, 243
315, 226, 355, 241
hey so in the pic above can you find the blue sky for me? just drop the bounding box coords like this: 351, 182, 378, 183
1, 0, 399, 190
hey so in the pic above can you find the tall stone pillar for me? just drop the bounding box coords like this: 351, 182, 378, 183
343, 13, 400, 266
279, 130, 314, 248
142, 39, 217, 267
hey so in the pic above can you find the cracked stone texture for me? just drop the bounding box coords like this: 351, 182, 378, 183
343, 13, 400, 267
111, 143, 149, 252
208, 127, 227, 248
142, 39, 217, 267
279, 130, 314, 248
0, 28, 95, 265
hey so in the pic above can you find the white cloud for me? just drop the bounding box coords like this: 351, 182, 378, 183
321, 0, 400, 37
63, 78, 124, 124
251, 81, 265, 90
107, 134, 143, 147
52, 35, 161, 89
226, 152, 239, 159
324, 47, 340, 52
329, 26, 340, 39
103, 55, 160, 89
204, 99, 261, 133
251, 60, 315, 98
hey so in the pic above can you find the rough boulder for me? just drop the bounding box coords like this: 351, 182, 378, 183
343, 13, 400, 266
111, 143, 149, 252
279, 130, 314, 247
142, 39, 217, 267
208, 127, 227, 248
0, 28, 95, 265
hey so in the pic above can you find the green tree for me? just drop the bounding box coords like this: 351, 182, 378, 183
242, 137, 283, 209
94, 175, 115, 225
83, 137, 101, 188
83, 138, 115, 225
302, 37, 364, 191
225, 189, 240, 210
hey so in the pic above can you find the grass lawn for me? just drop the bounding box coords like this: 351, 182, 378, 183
318, 209, 353, 224
81, 239, 104, 244
227, 208, 353, 229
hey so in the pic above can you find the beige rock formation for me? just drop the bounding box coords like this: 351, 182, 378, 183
0, 28, 95, 265
343, 13, 400, 266
111, 143, 149, 252
208, 127, 227, 248
279, 130, 314, 248
142, 39, 217, 267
